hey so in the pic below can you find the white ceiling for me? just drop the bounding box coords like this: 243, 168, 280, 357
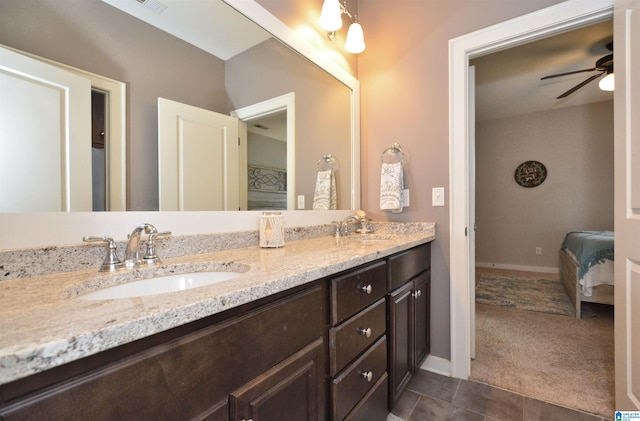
472, 19, 613, 122
101, 0, 271, 60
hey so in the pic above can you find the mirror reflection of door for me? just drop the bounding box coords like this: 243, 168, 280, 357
0, 45, 92, 212
157, 97, 241, 211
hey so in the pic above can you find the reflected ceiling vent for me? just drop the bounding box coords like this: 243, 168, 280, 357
135, 0, 167, 15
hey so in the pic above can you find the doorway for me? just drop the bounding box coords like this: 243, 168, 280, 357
448, 0, 614, 380
232, 92, 296, 210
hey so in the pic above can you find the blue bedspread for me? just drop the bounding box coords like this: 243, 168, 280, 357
562, 231, 614, 280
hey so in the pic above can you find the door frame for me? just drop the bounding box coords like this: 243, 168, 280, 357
232, 92, 296, 210
448, 0, 614, 379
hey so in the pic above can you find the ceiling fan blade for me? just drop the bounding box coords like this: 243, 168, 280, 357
541, 67, 597, 80
556, 72, 605, 99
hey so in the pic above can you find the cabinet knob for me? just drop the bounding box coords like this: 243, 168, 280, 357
413, 289, 422, 299
358, 327, 372, 338
359, 284, 372, 294
360, 370, 373, 382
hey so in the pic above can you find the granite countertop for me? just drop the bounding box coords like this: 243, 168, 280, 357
0, 223, 435, 386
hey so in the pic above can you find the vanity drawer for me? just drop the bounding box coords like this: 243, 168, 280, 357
343, 372, 389, 421
388, 243, 430, 290
331, 336, 387, 421
331, 261, 387, 325
329, 298, 386, 376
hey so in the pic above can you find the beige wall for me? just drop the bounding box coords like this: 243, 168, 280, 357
475, 101, 614, 270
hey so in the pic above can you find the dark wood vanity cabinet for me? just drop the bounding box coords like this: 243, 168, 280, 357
387, 243, 431, 409
0, 282, 329, 421
0, 242, 432, 421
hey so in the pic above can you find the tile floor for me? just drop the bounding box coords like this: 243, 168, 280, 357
390, 370, 612, 421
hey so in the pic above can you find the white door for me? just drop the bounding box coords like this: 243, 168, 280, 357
158, 97, 240, 211
0, 45, 91, 211
614, 0, 640, 410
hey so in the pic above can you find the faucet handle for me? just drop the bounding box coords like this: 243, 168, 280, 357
331, 221, 341, 238
143, 231, 172, 265
83, 236, 123, 272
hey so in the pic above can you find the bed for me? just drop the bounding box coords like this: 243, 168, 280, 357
559, 230, 614, 318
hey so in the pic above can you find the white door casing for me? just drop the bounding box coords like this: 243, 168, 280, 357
449, 0, 614, 380
614, 0, 640, 410
158, 97, 240, 211
469, 65, 476, 360
0, 45, 92, 212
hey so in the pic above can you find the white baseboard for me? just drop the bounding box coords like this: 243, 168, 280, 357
476, 261, 559, 275
419, 355, 451, 377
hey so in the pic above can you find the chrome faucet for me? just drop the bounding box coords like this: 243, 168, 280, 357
124, 223, 158, 269
340, 210, 371, 236
84, 223, 171, 272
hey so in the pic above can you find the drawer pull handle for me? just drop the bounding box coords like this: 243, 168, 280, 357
358, 327, 372, 338
359, 284, 372, 294
360, 370, 373, 382
413, 289, 422, 299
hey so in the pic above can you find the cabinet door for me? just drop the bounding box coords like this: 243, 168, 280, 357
230, 337, 324, 421
387, 281, 413, 408
413, 271, 431, 368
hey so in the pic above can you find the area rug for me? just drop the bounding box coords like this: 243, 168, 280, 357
476, 273, 575, 316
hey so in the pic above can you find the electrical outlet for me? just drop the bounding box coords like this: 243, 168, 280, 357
403, 189, 410, 207
297, 195, 305, 209
535, 247, 542, 255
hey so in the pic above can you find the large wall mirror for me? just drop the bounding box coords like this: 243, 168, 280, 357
0, 0, 359, 213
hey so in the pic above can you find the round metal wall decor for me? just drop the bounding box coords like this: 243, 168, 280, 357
514, 160, 547, 188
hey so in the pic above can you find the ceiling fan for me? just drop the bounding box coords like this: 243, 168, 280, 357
541, 41, 613, 99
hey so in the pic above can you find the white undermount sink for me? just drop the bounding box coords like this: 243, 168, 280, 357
80, 271, 243, 300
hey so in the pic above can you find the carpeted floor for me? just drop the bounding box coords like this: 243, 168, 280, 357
472, 269, 615, 419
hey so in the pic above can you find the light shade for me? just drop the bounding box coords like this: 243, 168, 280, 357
345, 22, 365, 54
599, 73, 615, 91
319, 0, 343, 32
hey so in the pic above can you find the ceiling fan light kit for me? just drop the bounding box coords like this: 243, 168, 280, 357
599, 72, 615, 91
541, 41, 614, 98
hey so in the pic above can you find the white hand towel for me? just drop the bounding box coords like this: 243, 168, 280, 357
380, 162, 403, 213
313, 169, 337, 210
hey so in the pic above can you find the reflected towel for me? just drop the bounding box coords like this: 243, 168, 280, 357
380, 162, 403, 213
313, 169, 337, 210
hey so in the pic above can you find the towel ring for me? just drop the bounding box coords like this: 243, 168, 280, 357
317, 154, 337, 171
381, 143, 406, 165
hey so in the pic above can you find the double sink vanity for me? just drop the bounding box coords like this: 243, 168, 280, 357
0, 221, 435, 420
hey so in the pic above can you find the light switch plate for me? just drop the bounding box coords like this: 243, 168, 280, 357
403, 189, 410, 207
432, 187, 445, 207
297, 195, 305, 209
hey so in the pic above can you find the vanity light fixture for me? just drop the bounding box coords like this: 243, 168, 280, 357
319, 0, 366, 54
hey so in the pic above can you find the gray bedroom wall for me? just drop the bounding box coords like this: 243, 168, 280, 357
475, 100, 614, 271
